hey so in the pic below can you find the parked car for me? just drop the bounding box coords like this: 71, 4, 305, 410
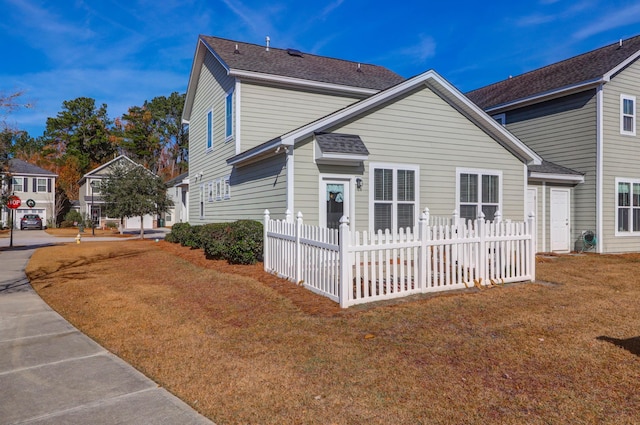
20, 214, 43, 230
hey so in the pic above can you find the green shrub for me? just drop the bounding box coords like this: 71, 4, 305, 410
200, 223, 231, 260
64, 210, 83, 225
60, 220, 75, 228
166, 222, 193, 246
223, 220, 263, 265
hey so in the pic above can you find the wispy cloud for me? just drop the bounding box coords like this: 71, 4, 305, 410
573, 2, 640, 40
515, 0, 594, 27
320, 0, 345, 20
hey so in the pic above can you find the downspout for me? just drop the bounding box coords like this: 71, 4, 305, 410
596, 84, 604, 253
542, 182, 546, 252
235, 79, 241, 155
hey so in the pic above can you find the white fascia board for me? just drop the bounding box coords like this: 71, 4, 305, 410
229, 69, 379, 96
528, 172, 585, 184
485, 78, 605, 113
227, 139, 283, 166
603, 49, 640, 80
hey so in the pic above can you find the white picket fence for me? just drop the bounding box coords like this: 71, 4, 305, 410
263, 208, 536, 308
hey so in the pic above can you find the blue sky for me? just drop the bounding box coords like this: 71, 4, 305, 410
2, 0, 640, 137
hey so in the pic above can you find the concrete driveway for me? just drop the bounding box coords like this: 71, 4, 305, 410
0, 228, 215, 424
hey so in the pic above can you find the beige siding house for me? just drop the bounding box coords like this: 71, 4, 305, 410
183, 36, 542, 234
468, 34, 640, 253
1, 159, 57, 229
78, 155, 156, 229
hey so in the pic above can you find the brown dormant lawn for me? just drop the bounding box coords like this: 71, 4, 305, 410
26, 241, 640, 424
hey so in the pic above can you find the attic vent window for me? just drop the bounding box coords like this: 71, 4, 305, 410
287, 48, 303, 57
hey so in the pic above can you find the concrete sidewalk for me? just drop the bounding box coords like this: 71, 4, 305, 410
0, 243, 215, 424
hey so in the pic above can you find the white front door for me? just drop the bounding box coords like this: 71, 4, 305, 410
321, 179, 350, 229
550, 188, 570, 252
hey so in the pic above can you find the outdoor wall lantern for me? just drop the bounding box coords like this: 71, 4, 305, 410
356, 177, 363, 190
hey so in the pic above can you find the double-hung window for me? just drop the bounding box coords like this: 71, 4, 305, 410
621, 94, 636, 136
206, 109, 214, 150
458, 169, 501, 222
616, 178, 640, 234
11, 177, 24, 192
37, 178, 47, 192
371, 164, 418, 233
225, 90, 234, 141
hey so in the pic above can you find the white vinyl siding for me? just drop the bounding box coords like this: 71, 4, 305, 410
621, 94, 636, 135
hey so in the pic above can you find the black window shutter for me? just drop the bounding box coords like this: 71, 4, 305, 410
33, 178, 36, 192
48, 178, 52, 192
24, 177, 29, 192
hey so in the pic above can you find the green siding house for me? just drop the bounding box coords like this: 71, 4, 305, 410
183, 36, 542, 236
468, 34, 640, 253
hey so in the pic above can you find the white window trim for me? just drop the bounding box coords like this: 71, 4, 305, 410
12, 177, 24, 192
620, 94, 636, 136
456, 167, 503, 221
615, 177, 640, 236
206, 108, 214, 151
207, 181, 214, 202
368, 162, 420, 234
225, 89, 234, 142
199, 184, 205, 219
215, 179, 222, 201
223, 175, 231, 199
493, 113, 506, 125
37, 178, 47, 192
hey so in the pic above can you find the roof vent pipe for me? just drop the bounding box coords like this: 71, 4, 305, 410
357, 63, 362, 72
234, 44, 239, 54
266, 36, 270, 51
619, 38, 623, 48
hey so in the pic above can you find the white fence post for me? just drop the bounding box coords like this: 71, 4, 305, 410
477, 211, 486, 285
285, 209, 293, 223
295, 211, 303, 284
263, 209, 270, 272
528, 211, 536, 282
339, 215, 350, 308
418, 210, 428, 292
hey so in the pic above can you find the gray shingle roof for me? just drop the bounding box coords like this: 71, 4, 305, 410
315, 132, 369, 155
528, 160, 583, 176
467, 34, 640, 110
200, 35, 405, 91
8, 159, 57, 176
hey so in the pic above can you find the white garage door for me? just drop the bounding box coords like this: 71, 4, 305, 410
125, 215, 154, 229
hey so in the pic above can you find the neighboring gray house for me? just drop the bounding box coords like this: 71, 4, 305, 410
182, 35, 545, 234
468, 34, 640, 253
165, 172, 189, 226
78, 155, 156, 229
1, 159, 57, 229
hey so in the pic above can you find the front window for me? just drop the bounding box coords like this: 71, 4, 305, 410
616, 178, 640, 234
621, 94, 636, 136
458, 169, 501, 222
371, 164, 418, 233
37, 178, 47, 192
12, 177, 24, 192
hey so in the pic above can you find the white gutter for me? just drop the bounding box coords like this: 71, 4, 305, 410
528, 173, 585, 184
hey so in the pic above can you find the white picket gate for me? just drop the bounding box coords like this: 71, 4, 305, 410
264, 208, 536, 308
